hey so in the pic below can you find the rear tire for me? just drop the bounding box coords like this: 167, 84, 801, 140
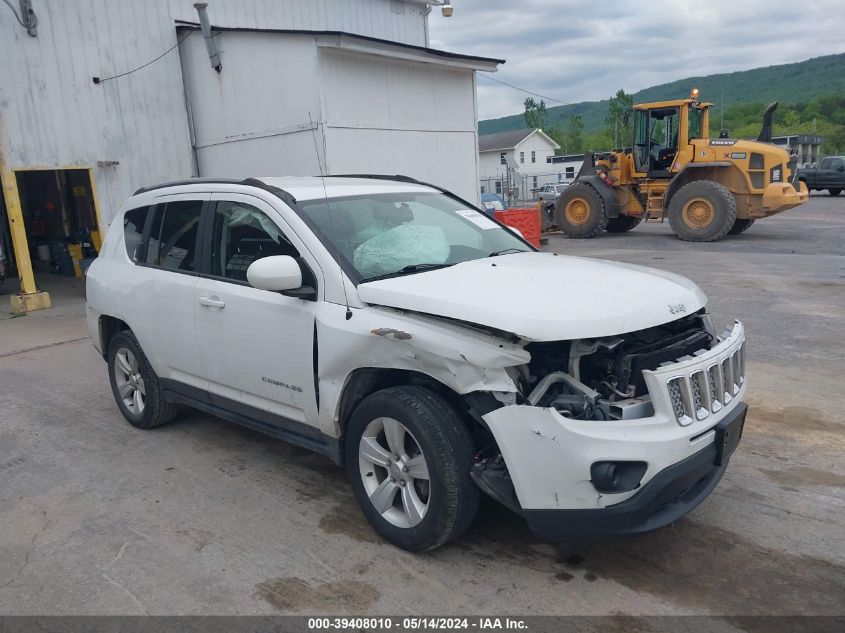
829, 189, 842, 196
345, 385, 479, 551
108, 331, 179, 429
668, 180, 737, 242
605, 215, 644, 233
729, 218, 755, 235
555, 183, 608, 238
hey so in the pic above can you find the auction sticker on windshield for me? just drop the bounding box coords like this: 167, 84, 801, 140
456, 208, 498, 229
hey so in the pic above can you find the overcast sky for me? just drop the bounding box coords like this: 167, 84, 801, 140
429, 0, 845, 120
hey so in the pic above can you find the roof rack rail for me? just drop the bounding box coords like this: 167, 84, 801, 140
132, 177, 243, 196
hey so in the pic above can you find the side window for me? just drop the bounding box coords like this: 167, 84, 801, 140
820, 158, 831, 169
831, 158, 844, 170
209, 201, 299, 282
145, 200, 203, 272
123, 206, 149, 262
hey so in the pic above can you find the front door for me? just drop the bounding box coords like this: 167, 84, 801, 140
193, 193, 320, 434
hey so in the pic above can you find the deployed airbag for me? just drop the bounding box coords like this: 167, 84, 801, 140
354, 224, 449, 277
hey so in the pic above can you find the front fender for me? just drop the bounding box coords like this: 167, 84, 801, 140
315, 303, 528, 436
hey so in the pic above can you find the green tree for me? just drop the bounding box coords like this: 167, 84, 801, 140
606, 89, 634, 147
523, 97, 548, 130
563, 115, 585, 154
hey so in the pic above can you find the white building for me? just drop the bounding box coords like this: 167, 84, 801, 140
477, 128, 559, 202
546, 153, 588, 182
0, 0, 501, 311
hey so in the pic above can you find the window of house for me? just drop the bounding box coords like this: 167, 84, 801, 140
531, 151, 536, 163
145, 200, 203, 272
519, 152, 525, 164
495, 181, 502, 194
500, 152, 506, 165
123, 206, 150, 262
565, 166, 575, 180
532, 176, 538, 188
480, 186, 486, 194
209, 201, 299, 282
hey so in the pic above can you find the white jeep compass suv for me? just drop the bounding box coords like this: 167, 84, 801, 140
86, 175, 747, 551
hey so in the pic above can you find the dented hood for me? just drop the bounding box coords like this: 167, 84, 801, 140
356, 252, 707, 341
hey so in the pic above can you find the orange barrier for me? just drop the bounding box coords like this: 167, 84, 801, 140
494, 207, 542, 247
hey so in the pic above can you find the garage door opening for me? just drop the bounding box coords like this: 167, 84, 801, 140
1, 168, 101, 310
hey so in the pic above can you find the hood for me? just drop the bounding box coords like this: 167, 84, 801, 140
356, 252, 707, 341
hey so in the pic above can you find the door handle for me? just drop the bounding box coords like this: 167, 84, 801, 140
198, 296, 225, 309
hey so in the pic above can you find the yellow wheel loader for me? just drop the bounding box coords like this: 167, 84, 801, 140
555, 89, 809, 241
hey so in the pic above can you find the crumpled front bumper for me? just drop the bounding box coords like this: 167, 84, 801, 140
524, 402, 746, 541
481, 321, 747, 538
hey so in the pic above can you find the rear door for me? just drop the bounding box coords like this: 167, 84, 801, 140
193, 192, 321, 434
129, 194, 208, 392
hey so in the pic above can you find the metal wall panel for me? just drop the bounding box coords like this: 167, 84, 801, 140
183, 32, 481, 203
0, 0, 428, 225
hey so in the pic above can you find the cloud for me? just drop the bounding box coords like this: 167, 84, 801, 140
428, 0, 845, 119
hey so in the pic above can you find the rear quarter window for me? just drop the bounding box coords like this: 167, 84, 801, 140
123, 206, 149, 262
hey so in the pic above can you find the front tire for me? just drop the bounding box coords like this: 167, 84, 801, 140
555, 183, 608, 238
668, 180, 737, 242
108, 331, 179, 429
829, 188, 842, 196
345, 386, 479, 551
605, 215, 643, 233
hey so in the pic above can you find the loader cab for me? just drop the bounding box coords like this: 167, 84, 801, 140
632, 97, 711, 178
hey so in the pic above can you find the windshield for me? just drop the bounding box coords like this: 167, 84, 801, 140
297, 191, 532, 282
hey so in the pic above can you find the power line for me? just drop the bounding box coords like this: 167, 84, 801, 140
93, 30, 192, 84
477, 73, 613, 119
477, 73, 568, 104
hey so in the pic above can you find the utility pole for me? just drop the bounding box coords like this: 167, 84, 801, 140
613, 114, 621, 148
720, 93, 724, 130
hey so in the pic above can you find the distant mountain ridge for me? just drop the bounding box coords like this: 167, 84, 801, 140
479, 52, 845, 136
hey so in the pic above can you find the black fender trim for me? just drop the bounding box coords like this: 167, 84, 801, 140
568, 175, 620, 218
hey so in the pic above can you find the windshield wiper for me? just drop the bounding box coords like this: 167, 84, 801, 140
489, 248, 528, 257
359, 262, 454, 283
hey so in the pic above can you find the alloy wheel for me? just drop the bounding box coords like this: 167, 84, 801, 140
113, 347, 146, 415
358, 417, 430, 528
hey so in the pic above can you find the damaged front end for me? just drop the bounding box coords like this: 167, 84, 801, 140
470, 311, 748, 541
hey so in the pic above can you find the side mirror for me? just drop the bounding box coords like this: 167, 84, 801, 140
838, 165, 844, 172
246, 255, 302, 292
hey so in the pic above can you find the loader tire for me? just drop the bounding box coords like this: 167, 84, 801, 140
668, 180, 737, 242
555, 183, 607, 238
605, 215, 644, 233
829, 189, 842, 196
729, 218, 755, 235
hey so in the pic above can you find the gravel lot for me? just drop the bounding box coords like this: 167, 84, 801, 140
1, 194, 843, 617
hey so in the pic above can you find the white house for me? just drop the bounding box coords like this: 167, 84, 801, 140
0, 0, 502, 311
477, 128, 559, 201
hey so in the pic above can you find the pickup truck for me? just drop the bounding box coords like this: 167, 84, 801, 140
797, 156, 845, 196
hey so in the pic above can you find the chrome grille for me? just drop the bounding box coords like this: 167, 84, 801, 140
657, 338, 746, 425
